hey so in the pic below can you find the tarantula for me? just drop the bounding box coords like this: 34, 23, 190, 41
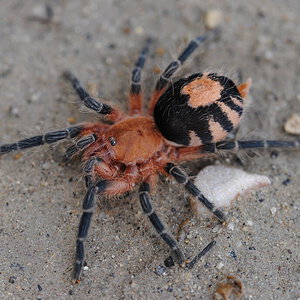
1, 29, 297, 281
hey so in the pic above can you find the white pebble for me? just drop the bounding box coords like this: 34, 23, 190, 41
194, 165, 271, 209
271, 207, 277, 215
204, 10, 223, 29
212, 225, 220, 233
228, 222, 235, 231
32, 5, 47, 19
30, 92, 41, 102
236, 241, 242, 248
42, 162, 50, 170
83, 266, 89, 271
284, 113, 300, 135
134, 26, 144, 35
217, 262, 224, 269
246, 220, 254, 226
9, 107, 19, 117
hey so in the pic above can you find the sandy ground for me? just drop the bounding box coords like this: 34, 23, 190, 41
0, 1, 299, 299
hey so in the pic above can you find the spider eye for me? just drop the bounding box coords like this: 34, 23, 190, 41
108, 136, 117, 146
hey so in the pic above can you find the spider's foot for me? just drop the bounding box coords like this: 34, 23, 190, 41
185, 240, 217, 269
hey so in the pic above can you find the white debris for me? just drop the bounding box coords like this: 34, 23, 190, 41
227, 222, 235, 231
246, 220, 254, 226
83, 266, 89, 271
217, 262, 224, 269
194, 165, 271, 210
284, 113, 300, 135
270, 207, 277, 215
212, 225, 221, 233
204, 10, 223, 29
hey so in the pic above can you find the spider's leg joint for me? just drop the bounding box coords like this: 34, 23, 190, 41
64, 134, 97, 159
165, 163, 188, 184
139, 181, 186, 264
166, 163, 226, 223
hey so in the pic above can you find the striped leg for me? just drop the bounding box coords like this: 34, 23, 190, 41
64, 134, 97, 160
129, 38, 152, 115
186, 240, 216, 269
63, 71, 123, 122
139, 182, 186, 264
165, 163, 226, 223
148, 29, 219, 114
0, 126, 82, 154
201, 140, 300, 153
75, 179, 107, 281
75, 174, 137, 281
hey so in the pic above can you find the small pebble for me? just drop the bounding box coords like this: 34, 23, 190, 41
217, 262, 224, 269
8, 107, 19, 117
134, 26, 144, 35
282, 178, 291, 185
249, 246, 256, 250
154, 265, 166, 276
13, 153, 23, 160
204, 10, 223, 29
284, 113, 300, 135
10, 263, 24, 271
236, 241, 242, 248
229, 251, 237, 259
228, 222, 235, 231
42, 162, 50, 170
30, 4, 52, 22
271, 207, 277, 215
83, 266, 89, 271
9, 276, 17, 284
212, 225, 220, 233
104, 57, 113, 65
152, 66, 161, 74
246, 220, 254, 226
28, 92, 41, 103
67, 117, 77, 124
271, 151, 279, 158
156, 47, 166, 56
37, 284, 43, 291
164, 256, 175, 268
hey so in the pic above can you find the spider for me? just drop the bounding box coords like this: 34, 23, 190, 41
1, 29, 298, 282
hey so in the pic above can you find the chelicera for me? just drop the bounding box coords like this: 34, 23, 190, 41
1, 29, 298, 282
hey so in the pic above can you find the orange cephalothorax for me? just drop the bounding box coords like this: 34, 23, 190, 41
105, 117, 164, 164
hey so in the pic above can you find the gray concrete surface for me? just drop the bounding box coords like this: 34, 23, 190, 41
0, 1, 299, 299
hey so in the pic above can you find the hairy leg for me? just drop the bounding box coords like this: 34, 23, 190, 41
201, 139, 300, 153
0, 126, 82, 154
129, 38, 152, 115
165, 163, 226, 223
148, 29, 219, 114
139, 180, 186, 264
74, 174, 137, 281
139, 178, 217, 269
64, 134, 97, 160
63, 71, 124, 122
